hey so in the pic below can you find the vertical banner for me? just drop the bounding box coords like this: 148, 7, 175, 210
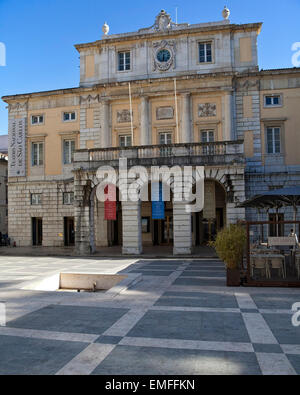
152, 182, 165, 220
8, 118, 26, 177
104, 185, 117, 221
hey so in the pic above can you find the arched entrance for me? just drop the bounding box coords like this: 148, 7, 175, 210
193, 179, 227, 246
141, 183, 174, 250
92, 186, 123, 252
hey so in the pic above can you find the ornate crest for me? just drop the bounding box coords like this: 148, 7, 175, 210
152, 40, 176, 72
117, 110, 132, 123
153, 10, 175, 31
198, 103, 217, 117
8, 102, 28, 112
80, 95, 100, 106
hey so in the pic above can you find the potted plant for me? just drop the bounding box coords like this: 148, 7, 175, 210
211, 224, 246, 287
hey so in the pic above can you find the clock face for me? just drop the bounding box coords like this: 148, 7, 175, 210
157, 49, 171, 63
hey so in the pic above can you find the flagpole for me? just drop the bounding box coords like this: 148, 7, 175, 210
174, 78, 179, 143
129, 82, 134, 145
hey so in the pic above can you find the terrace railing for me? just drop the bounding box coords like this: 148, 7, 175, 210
74, 140, 244, 164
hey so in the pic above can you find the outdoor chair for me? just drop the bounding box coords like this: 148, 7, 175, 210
251, 256, 270, 279
269, 257, 286, 279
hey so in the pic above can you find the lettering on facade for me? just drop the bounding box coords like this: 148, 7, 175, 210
198, 103, 217, 117
117, 110, 132, 123
8, 118, 26, 177
156, 106, 174, 120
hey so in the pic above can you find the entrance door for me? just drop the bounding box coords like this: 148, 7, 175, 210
153, 215, 173, 246
162, 215, 173, 245
32, 218, 43, 246
64, 217, 75, 246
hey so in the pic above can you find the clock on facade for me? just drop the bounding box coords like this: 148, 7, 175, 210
157, 49, 171, 63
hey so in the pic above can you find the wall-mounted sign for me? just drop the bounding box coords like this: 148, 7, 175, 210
152, 182, 165, 220
104, 185, 117, 221
8, 118, 26, 177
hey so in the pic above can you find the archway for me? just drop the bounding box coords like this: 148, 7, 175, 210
192, 179, 227, 246
91, 185, 123, 252
141, 182, 174, 251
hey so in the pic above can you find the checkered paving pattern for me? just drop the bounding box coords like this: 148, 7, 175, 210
0, 256, 299, 375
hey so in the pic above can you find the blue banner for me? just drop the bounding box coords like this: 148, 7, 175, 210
152, 182, 165, 220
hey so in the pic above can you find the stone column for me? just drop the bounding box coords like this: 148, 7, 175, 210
140, 96, 150, 146
173, 202, 192, 255
74, 180, 91, 256
181, 93, 192, 143
122, 201, 142, 255
100, 100, 110, 148
223, 92, 233, 141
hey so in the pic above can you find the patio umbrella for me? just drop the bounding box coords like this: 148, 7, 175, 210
238, 187, 300, 236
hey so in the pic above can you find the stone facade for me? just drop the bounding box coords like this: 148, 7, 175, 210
2, 10, 300, 254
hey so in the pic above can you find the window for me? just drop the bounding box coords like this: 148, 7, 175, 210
159, 132, 172, 145
267, 127, 281, 154
119, 135, 132, 147
31, 194, 42, 205
32, 142, 44, 166
159, 132, 173, 157
63, 192, 74, 205
63, 112, 76, 122
265, 95, 282, 107
269, 214, 284, 237
118, 51, 131, 71
31, 115, 44, 125
201, 130, 215, 155
199, 42, 212, 63
142, 217, 151, 234
201, 130, 214, 143
63, 140, 75, 164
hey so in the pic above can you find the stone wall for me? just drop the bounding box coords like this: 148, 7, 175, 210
8, 179, 74, 247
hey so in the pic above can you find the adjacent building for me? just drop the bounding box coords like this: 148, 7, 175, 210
2, 8, 300, 255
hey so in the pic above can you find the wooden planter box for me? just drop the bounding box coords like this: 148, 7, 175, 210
227, 269, 241, 287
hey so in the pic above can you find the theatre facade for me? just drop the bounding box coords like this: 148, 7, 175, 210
3, 9, 300, 255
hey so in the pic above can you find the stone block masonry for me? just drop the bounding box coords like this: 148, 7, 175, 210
8, 179, 74, 247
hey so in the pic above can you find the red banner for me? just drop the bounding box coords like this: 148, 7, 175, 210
104, 185, 117, 221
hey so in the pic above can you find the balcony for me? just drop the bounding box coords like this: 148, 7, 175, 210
74, 140, 245, 169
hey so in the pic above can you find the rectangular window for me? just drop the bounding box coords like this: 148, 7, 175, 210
63, 112, 76, 122
31, 194, 42, 205
159, 132, 173, 157
118, 51, 131, 71
201, 130, 215, 155
159, 132, 172, 145
199, 42, 212, 63
31, 115, 44, 125
63, 140, 75, 164
32, 142, 44, 166
267, 127, 281, 154
63, 192, 74, 205
142, 217, 151, 234
201, 130, 215, 143
119, 135, 132, 147
265, 95, 281, 107
269, 214, 284, 237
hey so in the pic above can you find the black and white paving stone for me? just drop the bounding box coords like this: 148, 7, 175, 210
0, 257, 299, 375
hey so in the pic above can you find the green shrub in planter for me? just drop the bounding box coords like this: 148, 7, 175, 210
211, 224, 247, 270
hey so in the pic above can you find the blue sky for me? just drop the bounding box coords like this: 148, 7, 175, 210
0, 0, 299, 134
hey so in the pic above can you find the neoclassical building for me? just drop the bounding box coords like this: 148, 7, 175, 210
3, 8, 300, 255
